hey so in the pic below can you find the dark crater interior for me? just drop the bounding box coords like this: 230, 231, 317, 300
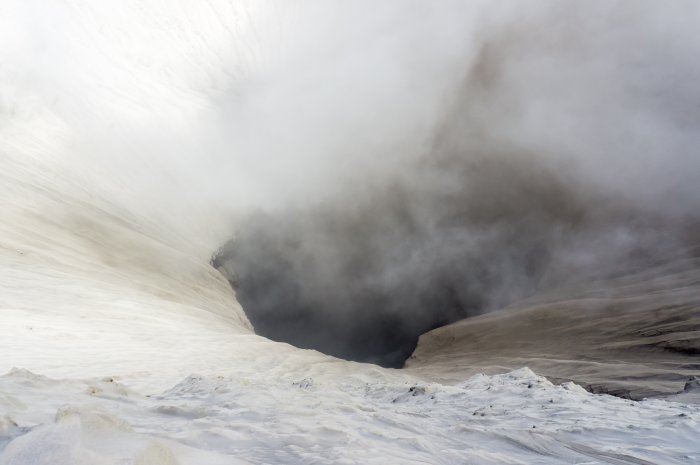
210, 183, 686, 368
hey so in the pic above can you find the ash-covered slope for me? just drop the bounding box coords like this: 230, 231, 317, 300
407, 255, 700, 400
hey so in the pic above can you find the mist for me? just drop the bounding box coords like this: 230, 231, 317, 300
212, 1, 700, 366
4, 1, 699, 366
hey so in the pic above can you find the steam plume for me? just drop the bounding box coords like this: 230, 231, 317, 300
214, 1, 700, 366
4, 1, 698, 366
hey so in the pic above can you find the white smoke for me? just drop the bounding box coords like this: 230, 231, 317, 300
2, 1, 699, 364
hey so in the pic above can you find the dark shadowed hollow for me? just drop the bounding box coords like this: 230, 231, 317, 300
210, 147, 699, 367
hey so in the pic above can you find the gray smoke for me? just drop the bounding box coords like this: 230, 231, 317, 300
6, 1, 698, 365
208, 2, 700, 366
